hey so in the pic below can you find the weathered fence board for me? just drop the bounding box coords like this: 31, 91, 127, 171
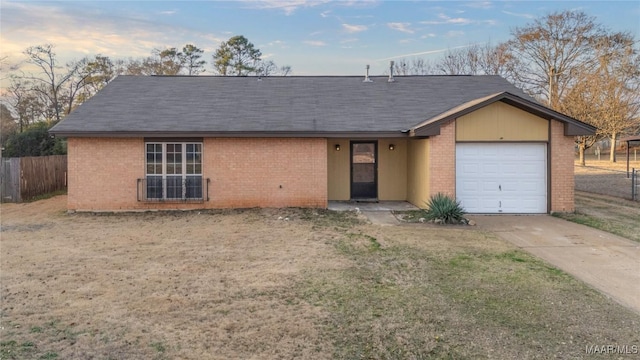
0, 155, 67, 202
1, 158, 21, 202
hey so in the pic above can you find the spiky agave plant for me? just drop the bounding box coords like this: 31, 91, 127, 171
424, 193, 466, 224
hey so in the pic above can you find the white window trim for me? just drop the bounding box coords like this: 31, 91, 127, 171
145, 142, 203, 201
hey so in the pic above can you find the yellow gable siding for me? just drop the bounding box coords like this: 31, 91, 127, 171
456, 102, 549, 141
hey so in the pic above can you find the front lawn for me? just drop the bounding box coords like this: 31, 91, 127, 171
1, 196, 638, 359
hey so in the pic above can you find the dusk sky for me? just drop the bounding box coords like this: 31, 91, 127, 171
1, 0, 639, 79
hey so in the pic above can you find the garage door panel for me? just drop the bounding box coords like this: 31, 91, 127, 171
456, 143, 546, 214
461, 163, 480, 175
482, 164, 499, 174
500, 163, 520, 175
460, 180, 480, 192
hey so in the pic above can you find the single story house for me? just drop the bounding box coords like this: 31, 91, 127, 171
49, 74, 596, 213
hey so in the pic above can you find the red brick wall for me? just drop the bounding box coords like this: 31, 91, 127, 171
67, 138, 144, 210
428, 120, 456, 198
550, 120, 575, 212
207, 138, 327, 208
67, 137, 327, 211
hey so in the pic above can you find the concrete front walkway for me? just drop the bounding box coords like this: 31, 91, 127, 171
471, 215, 640, 314
328, 201, 419, 226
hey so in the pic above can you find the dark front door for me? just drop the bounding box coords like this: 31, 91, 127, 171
351, 141, 377, 199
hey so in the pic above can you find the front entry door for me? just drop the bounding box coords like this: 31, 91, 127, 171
351, 141, 378, 199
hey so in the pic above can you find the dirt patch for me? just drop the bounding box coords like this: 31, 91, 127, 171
574, 157, 640, 200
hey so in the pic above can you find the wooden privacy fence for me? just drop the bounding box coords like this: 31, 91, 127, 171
1, 155, 67, 202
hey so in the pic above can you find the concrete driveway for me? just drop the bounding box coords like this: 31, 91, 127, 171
471, 215, 640, 314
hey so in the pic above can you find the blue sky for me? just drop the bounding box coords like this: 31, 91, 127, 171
1, 0, 639, 77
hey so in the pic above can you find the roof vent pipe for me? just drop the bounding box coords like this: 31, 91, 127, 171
388, 61, 395, 82
363, 65, 373, 82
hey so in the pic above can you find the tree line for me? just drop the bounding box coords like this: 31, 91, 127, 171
0, 35, 289, 157
389, 11, 639, 164
2, 12, 639, 163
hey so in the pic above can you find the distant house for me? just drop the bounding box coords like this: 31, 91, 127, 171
49, 74, 595, 213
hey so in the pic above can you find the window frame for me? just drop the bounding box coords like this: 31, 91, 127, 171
144, 141, 203, 201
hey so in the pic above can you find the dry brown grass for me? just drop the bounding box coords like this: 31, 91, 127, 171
1, 197, 345, 359
575, 155, 640, 199
555, 191, 640, 242
2, 196, 639, 359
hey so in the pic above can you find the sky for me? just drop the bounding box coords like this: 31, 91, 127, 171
1, 0, 639, 80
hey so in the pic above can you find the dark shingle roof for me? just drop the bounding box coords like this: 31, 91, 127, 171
50, 75, 539, 137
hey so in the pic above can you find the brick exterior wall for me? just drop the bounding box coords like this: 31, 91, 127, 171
428, 120, 456, 198
207, 138, 327, 208
67, 137, 327, 211
550, 120, 575, 212
67, 137, 144, 210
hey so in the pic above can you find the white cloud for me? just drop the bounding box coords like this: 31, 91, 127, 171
501, 10, 535, 19
159, 10, 177, 15
420, 12, 495, 27
421, 33, 436, 39
340, 38, 359, 44
387, 22, 414, 34
445, 30, 465, 38
241, 0, 329, 15
320, 10, 331, 18
0, 1, 225, 68
303, 40, 327, 46
342, 23, 368, 33
465, 1, 493, 9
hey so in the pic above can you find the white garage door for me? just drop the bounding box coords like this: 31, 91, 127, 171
456, 143, 547, 213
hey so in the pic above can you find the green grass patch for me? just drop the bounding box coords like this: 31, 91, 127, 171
39, 352, 58, 359
553, 211, 640, 242
30, 326, 43, 333
150, 341, 166, 353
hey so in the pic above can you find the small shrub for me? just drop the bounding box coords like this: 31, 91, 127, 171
424, 193, 466, 224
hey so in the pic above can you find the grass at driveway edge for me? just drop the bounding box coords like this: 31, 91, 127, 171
552, 210, 640, 243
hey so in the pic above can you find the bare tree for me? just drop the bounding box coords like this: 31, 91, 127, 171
0, 103, 18, 145
59, 55, 116, 115
592, 33, 639, 162
7, 78, 47, 130
504, 11, 604, 109
255, 60, 293, 76
391, 58, 433, 75
24, 44, 76, 122
397, 43, 511, 77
